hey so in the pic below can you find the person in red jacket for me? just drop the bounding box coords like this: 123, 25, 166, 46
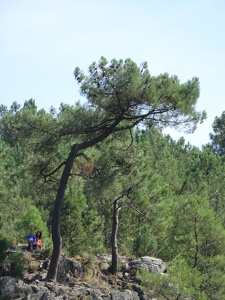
35, 231, 45, 250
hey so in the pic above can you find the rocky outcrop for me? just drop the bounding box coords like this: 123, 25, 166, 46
0, 277, 145, 300
0, 276, 21, 299
57, 256, 83, 283
129, 256, 167, 275
0, 255, 164, 299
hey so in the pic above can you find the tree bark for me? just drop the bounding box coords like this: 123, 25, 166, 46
46, 144, 79, 281
46, 122, 121, 281
111, 198, 121, 275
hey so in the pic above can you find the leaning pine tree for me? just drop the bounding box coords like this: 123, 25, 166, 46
46, 57, 206, 281
0, 57, 206, 281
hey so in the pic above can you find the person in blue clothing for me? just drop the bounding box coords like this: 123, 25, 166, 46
27, 231, 36, 251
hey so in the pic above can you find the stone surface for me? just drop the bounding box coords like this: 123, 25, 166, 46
129, 256, 167, 275
110, 289, 140, 299
0, 274, 155, 299
57, 256, 83, 283
0, 255, 164, 299
0, 276, 19, 298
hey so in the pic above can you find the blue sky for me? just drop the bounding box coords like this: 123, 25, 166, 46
1, 0, 225, 147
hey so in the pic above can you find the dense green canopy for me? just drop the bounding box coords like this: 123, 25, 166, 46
2, 57, 225, 298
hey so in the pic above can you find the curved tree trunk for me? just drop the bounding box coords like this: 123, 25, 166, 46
46, 144, 78, 281
46, 119, 124, 281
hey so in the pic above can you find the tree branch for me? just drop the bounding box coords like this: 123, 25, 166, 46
42, 161, 66, 178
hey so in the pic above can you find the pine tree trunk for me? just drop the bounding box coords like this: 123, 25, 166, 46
46, 122, 121, 281
46, 144, 78, 281
111, 198, 120, 275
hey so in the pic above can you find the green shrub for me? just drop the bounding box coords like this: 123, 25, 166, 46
137, 255, 207, 300
0, 238, 10, 262
4, 250, 27, 278
132, 225, 157, 257
36, 247, 52, 260
16, 204, 51, 246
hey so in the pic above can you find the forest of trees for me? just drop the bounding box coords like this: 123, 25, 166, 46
1, 57, 225, 299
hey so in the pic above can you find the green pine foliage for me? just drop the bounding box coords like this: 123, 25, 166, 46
1, 76, 225, 296
4, 250, 27, 278
61, 188, 105, 256
132, 225, 157, 257
0, 238, 11, 262
0, 238, 27, 278
16, 205, 51, 246
137, 255, 207, 300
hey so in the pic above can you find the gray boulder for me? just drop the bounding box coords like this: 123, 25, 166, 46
57, 256, 83, 283
0, 276, 18, 299
129, 256, 166, 275
24, 291, 55, 300
110, 289, 139, 300
0, 276, 33, 299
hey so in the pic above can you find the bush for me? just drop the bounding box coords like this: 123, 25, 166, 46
137, 255, 207, 300
132, 225, 157, 257
4, 250, 27, 278
0, 238, 10, 262
16, 205, 51, 246
36, 247, 52, 260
